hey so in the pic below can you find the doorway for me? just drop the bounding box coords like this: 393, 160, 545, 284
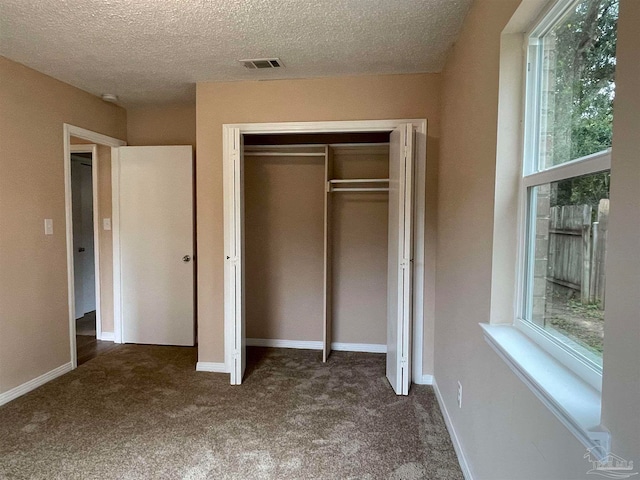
222, 119, 428, 394
69, 147, 99, 364
64, 125, 127, 368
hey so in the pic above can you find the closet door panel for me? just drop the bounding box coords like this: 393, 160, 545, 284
239, 132, 246, 383
323, 146, 332, 362
225, 127, 246, 385
386, 124, 414, 395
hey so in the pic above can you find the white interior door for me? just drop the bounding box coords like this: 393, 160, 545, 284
226, 128, 246, 384
386, 123, 414, 395
71, 157, 96, 318
118, 146, 194, 346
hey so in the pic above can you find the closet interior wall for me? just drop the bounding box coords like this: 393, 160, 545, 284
243, 141, 390, 354
330, 145, 389, 347
244, 145, 326, 343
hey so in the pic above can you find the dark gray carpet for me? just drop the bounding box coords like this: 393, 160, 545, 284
0, 346, 463, 479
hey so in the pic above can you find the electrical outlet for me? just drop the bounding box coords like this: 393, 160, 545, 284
457, 381, 463, 408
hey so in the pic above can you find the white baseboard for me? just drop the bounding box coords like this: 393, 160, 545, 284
196, 362, 228, 373
99, 331, 115, 341
414, 374, 434, 385
0, 362, 73, 407
331, 342, 386, 353
247, 338, 323, 350
432, 379, 473, 480
246, 338, 386, 354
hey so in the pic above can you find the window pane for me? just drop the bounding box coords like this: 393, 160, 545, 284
537, 0, 618, 169
527, 171, 610, 366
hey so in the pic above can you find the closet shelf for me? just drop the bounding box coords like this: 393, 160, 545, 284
244, 152, 326, 157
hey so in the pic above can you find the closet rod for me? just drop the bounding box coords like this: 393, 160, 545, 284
328, 142, 389, 147
243, 152, 326, 157
246, 142, 388, 149
331, 187, 389, 192
329, 178, 389, 184
247, 144, 327, 149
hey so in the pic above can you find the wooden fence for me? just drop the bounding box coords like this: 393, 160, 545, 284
547, 199, 609, 307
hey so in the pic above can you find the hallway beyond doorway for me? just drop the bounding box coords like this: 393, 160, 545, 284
76, 311, 119, 365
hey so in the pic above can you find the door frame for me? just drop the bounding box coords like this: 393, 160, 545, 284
222, 119, 428, 385
63, 124, 126, 368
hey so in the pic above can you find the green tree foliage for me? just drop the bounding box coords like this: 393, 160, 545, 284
552, 171, 610, 211
545, 0, 617, 209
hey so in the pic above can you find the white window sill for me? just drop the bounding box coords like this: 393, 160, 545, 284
480, 323, 610, 457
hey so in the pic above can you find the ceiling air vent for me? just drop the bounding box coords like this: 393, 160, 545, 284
240, 58, 283, 69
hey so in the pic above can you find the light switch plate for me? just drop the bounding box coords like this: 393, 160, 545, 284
103, 218, 111, 231
44, 219, 53, 235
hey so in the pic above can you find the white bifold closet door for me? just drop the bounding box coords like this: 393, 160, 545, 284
226, 129, 246, 385
386, 123, 414, 395
118, 146, 194, 346
227, 125, 415, 391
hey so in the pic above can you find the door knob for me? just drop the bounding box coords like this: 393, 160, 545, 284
182, 255, 191, 262
78, 247, 85, 252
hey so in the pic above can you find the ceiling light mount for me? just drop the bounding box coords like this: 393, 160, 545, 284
239, 58, 283, 70
101, 93, 119, 103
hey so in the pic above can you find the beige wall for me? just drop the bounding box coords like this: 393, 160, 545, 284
244, 146, 390, 345
600, 0, 640, 462
435, 1, 640, 478
68, 140, 115, 334
196, 74, 440, 369
127, 105, 196, 147
96, 145, 114, 333
0, 56, 126, 394
244, 153, 325, 341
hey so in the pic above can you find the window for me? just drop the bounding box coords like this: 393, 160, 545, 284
519, 0, 618, 385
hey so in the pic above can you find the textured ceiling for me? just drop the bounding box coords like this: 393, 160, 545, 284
0, 0, 472, 107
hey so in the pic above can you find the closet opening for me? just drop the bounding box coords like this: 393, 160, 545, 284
223, 119, 427, 395
244, 133, 391, 369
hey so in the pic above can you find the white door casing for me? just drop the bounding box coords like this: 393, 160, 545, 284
116, 146, 194, 346
64, 125, 125, 368
386, 123, 414, 395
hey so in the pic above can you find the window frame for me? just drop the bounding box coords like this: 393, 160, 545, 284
515, 0, 615, 392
